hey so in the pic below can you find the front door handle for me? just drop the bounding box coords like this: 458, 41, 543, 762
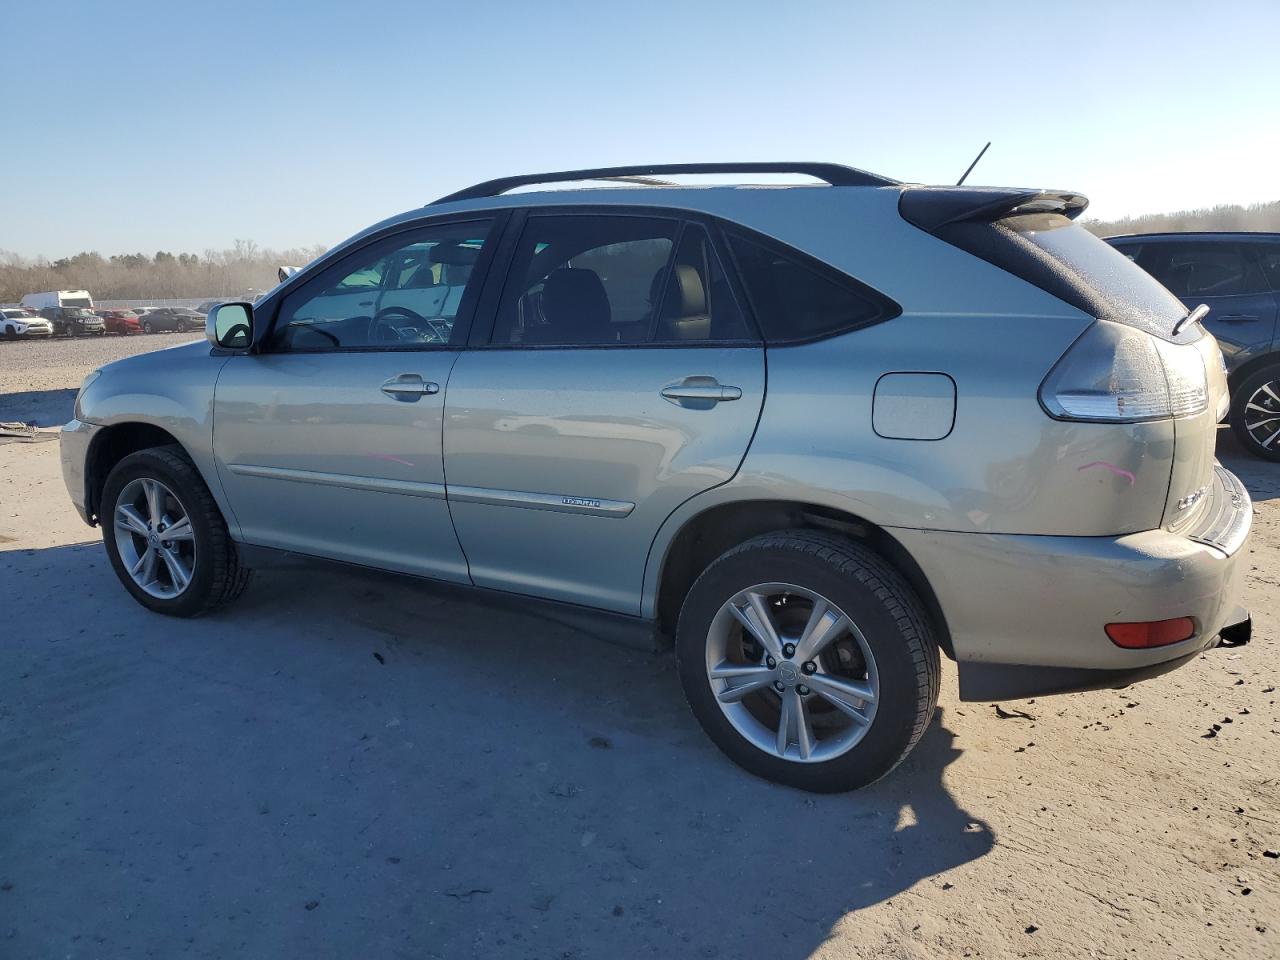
381, 374, 440, 401
661, 376, 743, 409
1218, 314, 1258, 323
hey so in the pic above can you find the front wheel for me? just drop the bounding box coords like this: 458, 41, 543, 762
1230, 363, 1280, 461
101, 446, 252, 616
143, 320, 154, 334
676, 531, 939, 792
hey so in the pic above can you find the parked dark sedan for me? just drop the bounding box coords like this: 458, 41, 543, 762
138, 307, 204, 334
1107, 232, 1280, 460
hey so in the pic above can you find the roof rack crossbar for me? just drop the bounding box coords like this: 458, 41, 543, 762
430, 162, 898, 205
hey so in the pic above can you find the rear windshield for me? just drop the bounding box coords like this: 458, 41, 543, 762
937, 212, 1193, 342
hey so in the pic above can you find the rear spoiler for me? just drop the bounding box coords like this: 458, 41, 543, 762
899, 186, 1089, 232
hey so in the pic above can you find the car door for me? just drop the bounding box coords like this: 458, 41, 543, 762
1129, 239, 1279, 370
443, 212, 765, 614
212, 217, 499, 581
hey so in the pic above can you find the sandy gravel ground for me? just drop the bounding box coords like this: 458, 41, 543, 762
0, 336, 1276, 959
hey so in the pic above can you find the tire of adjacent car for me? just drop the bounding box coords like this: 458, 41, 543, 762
1229, 362, 1280, 462
675, 531, 940, 793
101, 446, 252, 617
143, 320, 154, 334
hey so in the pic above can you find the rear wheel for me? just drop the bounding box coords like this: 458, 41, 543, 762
676, 531, 939, 792
101, 446, 252, 616
1230, 363, 1280, 461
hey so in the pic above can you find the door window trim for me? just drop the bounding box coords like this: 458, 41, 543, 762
256, 213, 508, 355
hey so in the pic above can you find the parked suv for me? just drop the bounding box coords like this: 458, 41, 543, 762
41, 306, 105, 336
1106, 233, 1280, 459
61, 163, 1252, 791
1, 307, 53, 338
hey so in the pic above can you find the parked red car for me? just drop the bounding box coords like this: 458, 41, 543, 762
101, 310, 143, 335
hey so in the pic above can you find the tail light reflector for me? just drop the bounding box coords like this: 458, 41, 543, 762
1105, 617, 1195, 649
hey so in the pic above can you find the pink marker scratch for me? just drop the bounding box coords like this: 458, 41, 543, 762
1077, 461, 1135, 486
371, 453, 416, 467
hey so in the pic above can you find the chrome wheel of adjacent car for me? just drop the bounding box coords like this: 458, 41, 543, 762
706, 583, 879, 763
1242, 379, 1280, 451
113, 477, 196, 599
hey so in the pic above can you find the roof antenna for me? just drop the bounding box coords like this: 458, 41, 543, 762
956, 141, 991, 186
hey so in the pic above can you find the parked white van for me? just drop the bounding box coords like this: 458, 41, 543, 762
20, 290, 95, 311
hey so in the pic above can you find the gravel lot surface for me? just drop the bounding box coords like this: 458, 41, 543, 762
0, 337, 1276, 959
0, 333, 200, 426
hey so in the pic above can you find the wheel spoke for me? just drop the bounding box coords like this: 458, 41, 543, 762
142, 479, 163, 527
794, 603, 849, 663
161, 516, 193, 541
728, 592, 783, 659
1260, 382, 1280, 405
709, 662, 772, 680
716, 675, 775, 704
140, 546, 159, 586
776, 689, 814, 759
806, 672, 875, 724
158, 547, 191, 591
1261, 425, 1280, 449
115, 504, 150, 536
130, 546, 153, 576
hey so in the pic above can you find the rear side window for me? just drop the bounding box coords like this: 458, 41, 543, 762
1140, 242, 1270, 298
726, 234, 894, 343
1259, 243, 1280, 291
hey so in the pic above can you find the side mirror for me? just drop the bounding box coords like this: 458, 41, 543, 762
207, 302, 254, 350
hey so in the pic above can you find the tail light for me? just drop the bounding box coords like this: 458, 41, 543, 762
1040, 320, 1208, 423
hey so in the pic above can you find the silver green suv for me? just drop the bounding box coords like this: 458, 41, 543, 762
61, 163, 1253, 792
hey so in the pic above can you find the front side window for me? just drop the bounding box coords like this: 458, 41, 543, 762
727, 233, 893, 343
269, 220, 492, 351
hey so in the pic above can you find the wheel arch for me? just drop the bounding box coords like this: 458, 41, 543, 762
85, 422, 187, 524
648, 497, 955, 661
1227, 349, 1280, 395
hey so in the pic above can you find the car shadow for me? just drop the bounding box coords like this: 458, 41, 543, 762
0, 387, 76, 427
1, 541, 994, 959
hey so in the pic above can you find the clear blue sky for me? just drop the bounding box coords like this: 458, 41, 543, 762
4, 0, 1278, 259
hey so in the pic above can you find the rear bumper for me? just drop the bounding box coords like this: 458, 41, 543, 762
891, 463, 1253, 701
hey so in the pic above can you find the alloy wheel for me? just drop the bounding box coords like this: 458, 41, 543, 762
114, 477, 196, 599
705, 583, 879, 763
1243, 379, 1280, 451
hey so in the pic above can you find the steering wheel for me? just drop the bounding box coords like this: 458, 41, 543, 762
372, 306, 449, 344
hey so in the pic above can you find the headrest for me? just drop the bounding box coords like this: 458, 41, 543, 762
664, 265, 706, 318
543, 268, 611, 331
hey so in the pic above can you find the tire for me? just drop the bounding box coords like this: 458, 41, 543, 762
1230, 363, 1280, 461
4, 326, 15, 340
676, 530, 939, 793
101, 446, 252, 617
143, 320, 154, 334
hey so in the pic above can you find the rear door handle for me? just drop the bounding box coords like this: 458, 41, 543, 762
1218, 314, 1258, 323
661, 376, 742, 409
381, 374, 440, 401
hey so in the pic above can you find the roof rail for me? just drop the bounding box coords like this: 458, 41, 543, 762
429, 162, 898, 205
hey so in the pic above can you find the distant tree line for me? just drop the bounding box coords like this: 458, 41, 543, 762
0, 239, 328, 303
1083, 200, 1280, 237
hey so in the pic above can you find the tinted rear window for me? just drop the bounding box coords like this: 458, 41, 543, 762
937, 213, 1192, 342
